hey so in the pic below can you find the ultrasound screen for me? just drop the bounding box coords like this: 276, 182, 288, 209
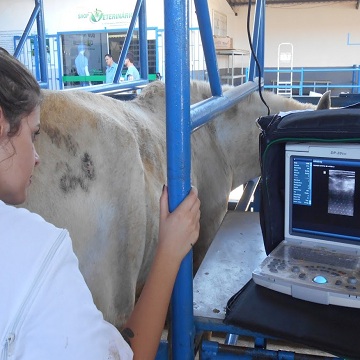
290, 156, 360, 243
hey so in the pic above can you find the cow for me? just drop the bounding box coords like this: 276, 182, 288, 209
23, 80, 330, 329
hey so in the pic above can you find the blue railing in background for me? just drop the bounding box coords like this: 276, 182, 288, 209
262, 67, 360, 95
14, 0, 48, 88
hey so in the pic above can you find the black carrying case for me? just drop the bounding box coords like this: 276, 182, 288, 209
224, 105, 360, 359
224, 279, 360, 359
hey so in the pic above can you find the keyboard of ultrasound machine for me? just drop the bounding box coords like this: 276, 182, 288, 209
278, 245, 359, 270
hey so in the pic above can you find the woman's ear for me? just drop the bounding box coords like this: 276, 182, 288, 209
0, 107, 8, 138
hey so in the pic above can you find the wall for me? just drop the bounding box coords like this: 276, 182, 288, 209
233, 2, 360, 68
43, 0, 164, 33
195, 0, 250, 84
0, 0, 164, 53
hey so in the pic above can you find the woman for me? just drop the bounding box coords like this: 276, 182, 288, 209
0, 48, 200, 360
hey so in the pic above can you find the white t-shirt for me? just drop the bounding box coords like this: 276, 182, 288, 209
0, 201, 133, 360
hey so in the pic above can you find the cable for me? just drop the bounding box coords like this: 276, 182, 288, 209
247, 0, 270, 115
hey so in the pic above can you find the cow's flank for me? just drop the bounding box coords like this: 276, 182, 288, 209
23, 81, 330, 328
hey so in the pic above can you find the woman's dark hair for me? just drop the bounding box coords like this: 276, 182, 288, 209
0, 47, 42, 136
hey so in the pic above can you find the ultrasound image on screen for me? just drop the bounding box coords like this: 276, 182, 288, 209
290, 149, 360, 243
328, 169, 355, 217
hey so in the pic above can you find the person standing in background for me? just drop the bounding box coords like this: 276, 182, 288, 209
124, 52, 140, 81
75, 44, 91, 86
104, 54, 118, 84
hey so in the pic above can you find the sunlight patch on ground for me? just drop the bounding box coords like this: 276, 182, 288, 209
229, 185, 244, 203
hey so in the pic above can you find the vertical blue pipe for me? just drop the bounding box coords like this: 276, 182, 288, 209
155, 29, 160, 75
33, 38, 41, 81
258, 0, 265, 76
251, 1, 262, 79
164, 1, 193, 359
300, 68, 304, 96
114, 0, 143, 82
248, 0, 265, 81
351, 64, 358, 94
139, 0, 149, 80
194, 0, 222, 96
57, 33, 64, 90
14, 2, 40, 58
36, 0, 48, 85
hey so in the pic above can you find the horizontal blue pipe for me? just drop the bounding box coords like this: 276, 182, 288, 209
265, 68, 360, 73
190, 80, 259, 131
201, 340, 340, 360
264, 84, 360, 89
64, 80, 148, 93
195, 318, 268, 339
39, 82, 49, 89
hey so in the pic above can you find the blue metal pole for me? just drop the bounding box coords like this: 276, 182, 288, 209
352, 64, 357, 94
248, 0, 265, 81
258, 0, 265, 75
33, 38, 41, 81
139, 0, 149, 80
36, 0, 48, 85
252, 3, 262, 79
155, 29, 160, 75
164, 0, 193, 359
14, 2, 40, 58
193, 0, 222, 97
57, 33, 64, 90
114, 0, 143, 82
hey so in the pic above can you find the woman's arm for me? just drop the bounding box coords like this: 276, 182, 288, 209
122, 185, 200, 360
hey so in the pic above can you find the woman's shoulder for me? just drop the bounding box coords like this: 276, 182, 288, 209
0, 200, 63, 235
0, 201, 71, 337
0, 200, 68, 264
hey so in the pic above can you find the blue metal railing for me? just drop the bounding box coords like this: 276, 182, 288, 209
165, 2, 193, 359
165, 0, 264, 358
14, 0, 48, 88
113, 0, 148, 84
248, 0, 265, 81
263, 67, 360, 95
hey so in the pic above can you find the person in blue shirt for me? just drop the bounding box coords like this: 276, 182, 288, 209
124, 52, 140, 81
104, 54, 118, 84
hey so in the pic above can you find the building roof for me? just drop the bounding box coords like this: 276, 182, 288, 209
226, 0, 359, 11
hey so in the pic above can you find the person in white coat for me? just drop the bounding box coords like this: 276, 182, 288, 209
0, 47, 200, 360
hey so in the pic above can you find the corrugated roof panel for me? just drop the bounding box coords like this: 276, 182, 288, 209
227, 0, 358, 7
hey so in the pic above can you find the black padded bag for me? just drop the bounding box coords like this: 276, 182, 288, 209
225, 279, 360, 359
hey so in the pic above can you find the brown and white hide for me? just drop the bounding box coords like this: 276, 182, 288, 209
23, 80, 330, 329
